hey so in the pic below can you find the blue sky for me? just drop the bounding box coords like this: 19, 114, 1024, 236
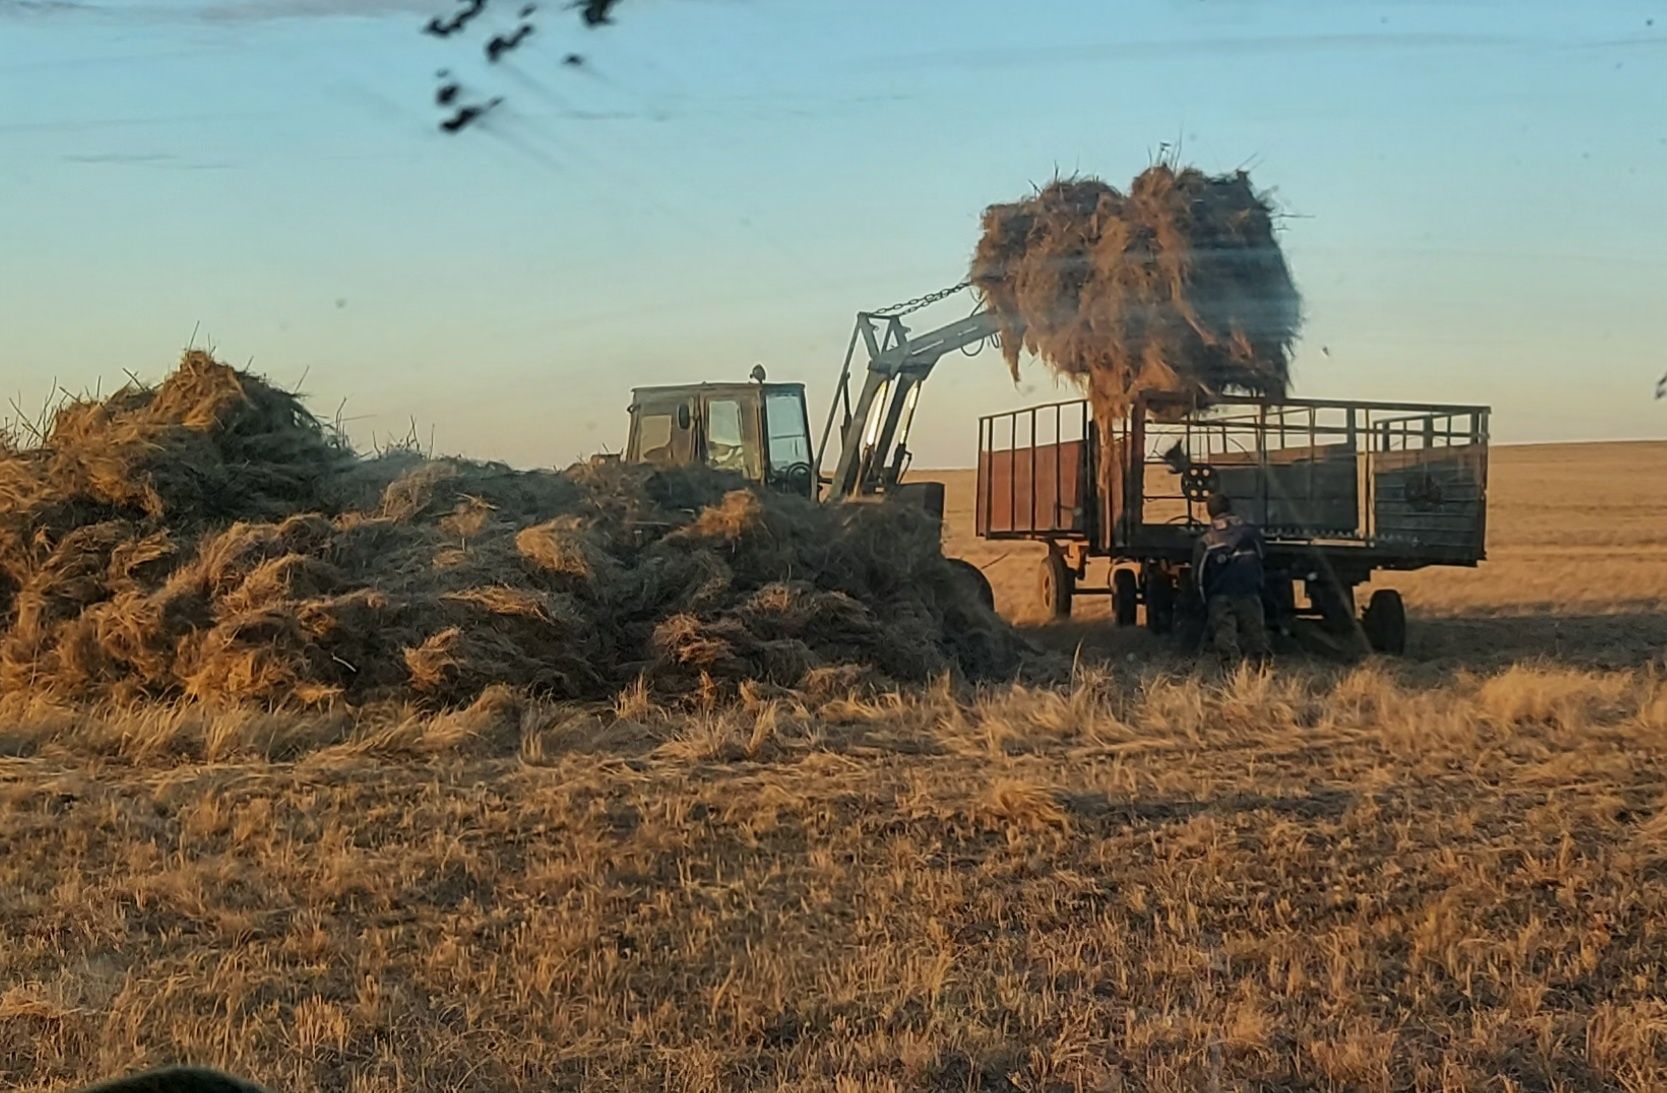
2, 0, 1664, 467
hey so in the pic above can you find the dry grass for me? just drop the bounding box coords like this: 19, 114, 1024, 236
7, 441, 1667, 1092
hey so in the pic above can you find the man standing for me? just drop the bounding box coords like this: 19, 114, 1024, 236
1192, 493, 1272, 666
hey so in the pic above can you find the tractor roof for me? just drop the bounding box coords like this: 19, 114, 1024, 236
631, 381, 804, 400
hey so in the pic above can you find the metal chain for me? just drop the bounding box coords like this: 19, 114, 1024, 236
870, 280, 972, 317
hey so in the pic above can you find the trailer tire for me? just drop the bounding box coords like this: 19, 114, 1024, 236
948, 558, 996, 613
1143, 567, 1175, 634
1362, 589, 1407, 655
1039, 551, 1073, 619
1112, 567, 1139, 627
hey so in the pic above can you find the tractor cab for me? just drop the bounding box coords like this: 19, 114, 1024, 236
625, 375, 816, 497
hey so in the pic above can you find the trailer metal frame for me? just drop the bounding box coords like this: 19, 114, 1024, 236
976, 392, 1490, 649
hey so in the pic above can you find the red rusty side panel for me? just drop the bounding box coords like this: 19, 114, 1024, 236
977, 439, 1088, 536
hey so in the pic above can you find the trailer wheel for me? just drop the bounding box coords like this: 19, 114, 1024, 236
1039, 551, 1073, 619
1143, 567, 1175, 634
1112, 567, 1139, 627
1361, 589, 1407, 655
947, 558, 996, 612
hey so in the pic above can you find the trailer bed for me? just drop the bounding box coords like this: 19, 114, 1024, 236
980, 394, 1487, 566
977, 393, 1489, 646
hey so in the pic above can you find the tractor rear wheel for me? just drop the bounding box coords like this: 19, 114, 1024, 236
1361, 589, 1407, 654
948, 558, 996, 612
1112, 567, 1140, 627
1039, 551, 1073, 619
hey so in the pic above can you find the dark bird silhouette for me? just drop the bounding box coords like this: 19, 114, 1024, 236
423, 0, 622, 118
422, 0, 487, 37
571, 0, 620, 27
439, 96, 503, 133
486, 23, 535, 62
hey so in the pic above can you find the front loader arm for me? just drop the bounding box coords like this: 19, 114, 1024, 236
820, 308, 1001, 501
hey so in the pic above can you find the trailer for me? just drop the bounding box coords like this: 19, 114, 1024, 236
975, 393, 1490, 653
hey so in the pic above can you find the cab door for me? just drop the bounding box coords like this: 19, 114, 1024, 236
699, 390, 765, 480
760, 385, 814, 495
627, 394, 696, 467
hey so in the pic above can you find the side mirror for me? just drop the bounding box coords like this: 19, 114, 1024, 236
676, 403, 692, 430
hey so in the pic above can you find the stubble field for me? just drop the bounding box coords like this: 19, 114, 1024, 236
4, 441, 1667, 1092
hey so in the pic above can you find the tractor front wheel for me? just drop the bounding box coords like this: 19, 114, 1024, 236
947, 558, 996, 613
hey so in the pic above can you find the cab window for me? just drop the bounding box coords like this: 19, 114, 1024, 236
635, 411, 675, 465
765, 391, 811, 471
706, 398, 761, 479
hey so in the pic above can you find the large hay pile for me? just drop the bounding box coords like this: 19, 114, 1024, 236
970, 164, 1302, 418
0, 353, 1026, 707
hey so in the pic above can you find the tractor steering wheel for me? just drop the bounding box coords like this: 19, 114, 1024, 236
773, 461, 815, 496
